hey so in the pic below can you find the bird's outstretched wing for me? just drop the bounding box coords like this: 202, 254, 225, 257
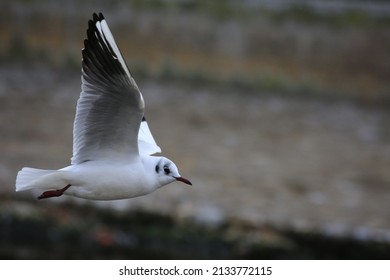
72, 13, 160, 164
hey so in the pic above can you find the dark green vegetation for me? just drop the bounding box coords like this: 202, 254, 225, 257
1, 199, 389, 259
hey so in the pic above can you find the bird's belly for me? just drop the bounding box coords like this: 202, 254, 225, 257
69, 182, 150, 200
63, 163, 155, 200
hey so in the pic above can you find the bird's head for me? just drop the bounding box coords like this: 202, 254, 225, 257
151, 156, 192, 187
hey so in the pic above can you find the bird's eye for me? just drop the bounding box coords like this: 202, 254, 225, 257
163, 166, 170, 175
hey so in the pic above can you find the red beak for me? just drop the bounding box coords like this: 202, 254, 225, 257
174, 176, 192, 186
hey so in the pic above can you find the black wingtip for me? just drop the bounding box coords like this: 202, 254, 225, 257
83, 11, 128, 82
88, 19, 95, 30
92, 12, 105, 23
93, 12, 99, 22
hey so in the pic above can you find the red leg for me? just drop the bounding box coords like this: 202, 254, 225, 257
38, 184, 71, 200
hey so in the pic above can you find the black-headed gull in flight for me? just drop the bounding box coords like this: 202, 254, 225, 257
15, 13, 192, 200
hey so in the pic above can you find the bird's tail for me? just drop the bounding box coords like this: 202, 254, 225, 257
15, 167, 65, 192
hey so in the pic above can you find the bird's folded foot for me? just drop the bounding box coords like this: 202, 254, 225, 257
38, 184, 71, 200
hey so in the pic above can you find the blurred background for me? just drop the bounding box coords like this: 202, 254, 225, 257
1, 0, 390, 259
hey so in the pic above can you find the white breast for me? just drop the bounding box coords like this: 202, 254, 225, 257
62, 160, 159, 200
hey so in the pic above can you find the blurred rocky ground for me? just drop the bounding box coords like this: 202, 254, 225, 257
0, 0, 390, 259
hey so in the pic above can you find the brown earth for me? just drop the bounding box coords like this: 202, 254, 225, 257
1, 65, 389, 242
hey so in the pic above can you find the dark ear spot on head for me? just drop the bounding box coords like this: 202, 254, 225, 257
155, 164, 160, 173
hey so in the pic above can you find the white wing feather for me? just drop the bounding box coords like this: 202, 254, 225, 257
138, 120, 161, 155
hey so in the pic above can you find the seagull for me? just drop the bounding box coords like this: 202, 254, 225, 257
15, 12, 192, 200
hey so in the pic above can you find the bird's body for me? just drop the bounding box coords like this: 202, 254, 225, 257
29, 158, 158, 200
15, 13, 191, 200
65, 159, 157, 200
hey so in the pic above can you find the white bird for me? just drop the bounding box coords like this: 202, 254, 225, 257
15, 12, 192, 200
